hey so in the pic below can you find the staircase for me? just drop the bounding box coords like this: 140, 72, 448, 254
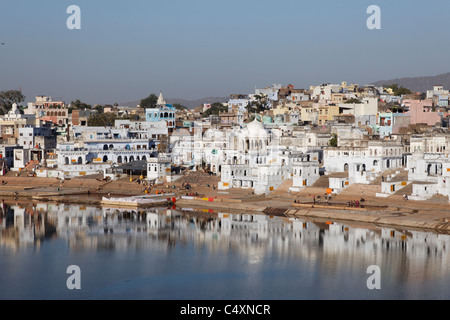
25, 160, 39, 171
312, 175, 329, 188
272, 179, 293, 194
369, 168, 405, 185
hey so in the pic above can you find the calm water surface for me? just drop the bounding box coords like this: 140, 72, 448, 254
0, 202, 449, 300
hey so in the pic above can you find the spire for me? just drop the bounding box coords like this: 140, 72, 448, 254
157, 91, 167, 105
9, 103, 20, 116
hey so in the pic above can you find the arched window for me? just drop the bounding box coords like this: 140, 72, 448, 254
103, 155, 108, 162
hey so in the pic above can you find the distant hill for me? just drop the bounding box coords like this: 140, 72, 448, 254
372, 72, 450, 93
120, 96, 228, 109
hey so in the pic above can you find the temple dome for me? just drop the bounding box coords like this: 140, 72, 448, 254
246, 118, 266, 136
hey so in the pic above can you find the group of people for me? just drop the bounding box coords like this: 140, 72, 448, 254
182, 183, 191, 190
310, 194, 332, 205
136, 178, 149, 186
347, 198, 365, 208
347, 200, 361, 208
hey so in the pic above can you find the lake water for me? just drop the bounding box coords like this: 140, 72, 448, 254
0, 201, 449, 300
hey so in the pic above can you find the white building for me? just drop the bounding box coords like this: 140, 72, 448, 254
55, 138, 157, 177
426, 85, 449, 100
289, 154, 320, 192
310, 83, 341, 101
407, 151, 450, 202
323, 140, 405, 185
147, 153, 172, 183
227, 98, 249, 113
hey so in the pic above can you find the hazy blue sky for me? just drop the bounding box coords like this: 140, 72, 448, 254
1, 0, 450, 105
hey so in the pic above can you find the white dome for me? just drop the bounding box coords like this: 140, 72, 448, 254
246, 118, 267, 136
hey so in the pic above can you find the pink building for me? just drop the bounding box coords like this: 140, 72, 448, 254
404, 99, 441, 126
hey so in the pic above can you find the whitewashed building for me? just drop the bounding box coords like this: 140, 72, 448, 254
55, 138, 157, 177
407, 151, 450, 202
147, 153, 172, 183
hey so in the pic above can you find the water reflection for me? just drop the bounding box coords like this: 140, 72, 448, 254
1, 202, 449, 263
1, 201, 449, 298
0, 201, 57, 249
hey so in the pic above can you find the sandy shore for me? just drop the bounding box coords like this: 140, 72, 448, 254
1, 172, 449, 233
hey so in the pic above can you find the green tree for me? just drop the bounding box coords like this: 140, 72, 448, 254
140, 94, 158, 108
329, 133, 338, 147
203, 102, 227, 117
87, 112, 138, 126
70, 99, 91, 109
87, 112, 118, 127
384, 84, 411, 96
69, 99, 91, 114
0, 90, 25, 115
344, 98, 361, 104
94, 105, 104, 114
246, 94, 268, 113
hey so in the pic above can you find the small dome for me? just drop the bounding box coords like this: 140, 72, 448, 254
246, 118, 265, 135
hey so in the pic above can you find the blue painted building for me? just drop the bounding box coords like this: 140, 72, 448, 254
376, 112, 410, 138
145, 92, 176, 129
